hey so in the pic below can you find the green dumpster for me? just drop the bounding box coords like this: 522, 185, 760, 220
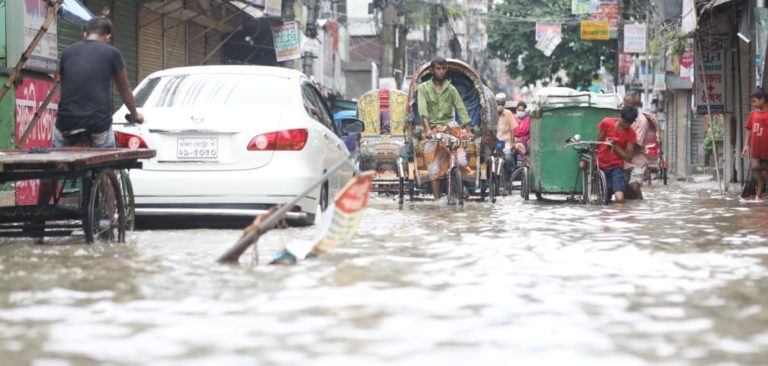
529, 91, 622, 196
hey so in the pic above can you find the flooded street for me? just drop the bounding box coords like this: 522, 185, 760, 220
2, 182, 768, 365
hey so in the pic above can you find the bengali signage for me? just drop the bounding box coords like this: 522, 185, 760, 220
591, 3, 619, 39
623, 23, 647, 53
695, 38, 725, 114
15, 78, 59, 205
265, 0, 282, 16
23, 0, 58, 73
272, 22, 301, 62
580, 20, 610, 40
535, 23, 561, 41
572, 0, 599, 14
535, 30, 562, 57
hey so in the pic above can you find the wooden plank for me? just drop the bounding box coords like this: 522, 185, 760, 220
0, 149, 155, 173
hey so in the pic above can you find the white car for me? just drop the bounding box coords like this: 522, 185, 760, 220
112, 65, 357, 225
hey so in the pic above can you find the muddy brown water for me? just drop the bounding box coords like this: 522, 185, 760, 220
1, 182, 767, 365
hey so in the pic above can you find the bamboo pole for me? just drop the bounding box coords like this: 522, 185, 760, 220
0, 0, 63, 106
16, 81, 60, 149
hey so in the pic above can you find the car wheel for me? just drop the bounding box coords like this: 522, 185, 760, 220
299, 182, 328, 226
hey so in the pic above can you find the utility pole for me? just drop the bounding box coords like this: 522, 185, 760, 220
380, 2, 396, 77
429, 4, 438, 57
279, 0, 297, 69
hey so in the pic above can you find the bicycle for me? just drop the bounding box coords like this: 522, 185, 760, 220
565, 134, 611, 205
507, 144, 530, 201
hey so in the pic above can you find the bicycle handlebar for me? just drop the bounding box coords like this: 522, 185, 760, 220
565, 140, 613, 148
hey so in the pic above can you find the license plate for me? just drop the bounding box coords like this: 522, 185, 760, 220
177, 138, 218, 159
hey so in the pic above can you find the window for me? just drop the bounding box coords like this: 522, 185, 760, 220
302, 83, 336, 133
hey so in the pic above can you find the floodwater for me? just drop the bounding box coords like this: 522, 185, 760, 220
1, 182, 768, 365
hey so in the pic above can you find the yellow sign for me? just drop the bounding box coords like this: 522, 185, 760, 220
580, 20, 610, 40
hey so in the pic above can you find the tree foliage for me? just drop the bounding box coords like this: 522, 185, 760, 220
487, 0, 617, 89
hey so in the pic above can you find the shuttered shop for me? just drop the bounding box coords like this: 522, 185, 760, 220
163, 17, 186, 68
188, 23, 206, 66
138, 7, 163, 81
112, 0, 138, 107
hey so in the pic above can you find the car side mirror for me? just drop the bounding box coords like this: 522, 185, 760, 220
341, 119, 365, 135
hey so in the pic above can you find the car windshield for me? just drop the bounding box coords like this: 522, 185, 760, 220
134, 73, 291, 108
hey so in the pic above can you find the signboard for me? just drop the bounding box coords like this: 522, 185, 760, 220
265, 0, 282, 16
591, 3, 619, 39
756, 8, 768, 86
572, 0, 599, 14
654, 73, 666, 91
681, 0, 697, 34
580, 20, 610, 40
272, 22, 301, 62
535, 30, 562, 57
695, 38, 725, 114
23, 0, 58, 73
619, 53, 633, 74
623, 23, 647, 53
535, 23, 561, 41
680, 41, 694, 80
15, 78, 59, 205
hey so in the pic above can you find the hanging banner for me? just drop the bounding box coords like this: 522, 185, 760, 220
15, 78, 59, 205
572, 0, 599, 14
535, 23, 561, 41
680, 39, 694, 80
756, 8, 768, 87
535, 30, 562, 57
265, 0, 282, 16
591, 3, 619, 39
272, 22, 301, 62
580, 20, 610, 40
623, 23, 647, 53
695, 38, 725, 114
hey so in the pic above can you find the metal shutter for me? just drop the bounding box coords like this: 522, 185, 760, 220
112, 0, 138, 109
163, 17, 186, 68
205, 29, 222, 65
138, 7, 163, 81
188, 23, 206, 66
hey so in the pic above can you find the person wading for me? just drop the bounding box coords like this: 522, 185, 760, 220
416, 57, 471, 200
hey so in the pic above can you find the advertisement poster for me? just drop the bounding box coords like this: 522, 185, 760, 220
580, 20, 610, 40
15, 78, 59, 205
623, 23, 647, 53
272, 22, 300, 62
680, 42, 694, 80
756, 8, 768, 86
24, 0, 58, 73
695, 38, 725, 114
535, 30, 562, 57
619, 53, 633, 74
265, 0, 282, 16
535, 23, 561, 41
591, 3, 619, 39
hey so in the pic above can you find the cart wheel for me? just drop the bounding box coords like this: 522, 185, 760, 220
398, 177, 405, 205
662, 167, 668, 185
521, 167, 530, 201
83, 169, 125, 244
497, 164, 509, 197
590, 170, 609, 205
119, 170, 135, 231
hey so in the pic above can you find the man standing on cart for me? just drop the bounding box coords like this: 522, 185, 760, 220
417, 57, 472, 200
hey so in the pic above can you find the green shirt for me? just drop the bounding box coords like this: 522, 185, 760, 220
417, 79, 471, 128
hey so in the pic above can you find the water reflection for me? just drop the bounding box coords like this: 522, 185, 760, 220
1, 182, 768, 365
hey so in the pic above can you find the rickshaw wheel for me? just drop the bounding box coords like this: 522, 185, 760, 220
84, 169, 125, 244
487, 164, 495, 203
447, 167, 463, 206
118, 170, 135, 231
662, 167, 668, 185
398, 177, 405, 205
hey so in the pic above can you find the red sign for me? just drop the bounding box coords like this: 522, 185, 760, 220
619, 53, 633, 74
15, 78, 58, 205
591, 3, 619, 39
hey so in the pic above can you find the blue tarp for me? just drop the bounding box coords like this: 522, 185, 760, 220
60, 0, 94, 26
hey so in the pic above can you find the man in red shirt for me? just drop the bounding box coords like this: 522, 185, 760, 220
742, 88, 768, 200
596, 106, 638, 203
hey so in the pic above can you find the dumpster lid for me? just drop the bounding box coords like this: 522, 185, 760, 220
533, 87, 622, 110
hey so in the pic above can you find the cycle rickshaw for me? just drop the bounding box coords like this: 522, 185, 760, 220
525, 88, 622, 203
398, 59, 498, 205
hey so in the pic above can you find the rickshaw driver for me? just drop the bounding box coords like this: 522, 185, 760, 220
495, 93, 517, 170
417, 56, 472, 200
596, 106, 638, 203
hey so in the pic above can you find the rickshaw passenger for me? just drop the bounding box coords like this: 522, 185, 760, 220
622, 92, 650, 200
596, 106, 638, 203
512, 101, 531, 162
417, 57, 472, 200
495, 93, 517, 169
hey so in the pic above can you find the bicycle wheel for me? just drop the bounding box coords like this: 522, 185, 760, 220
509, 166, 524, 193
119, 170, 136, 231
488, 160, 496, 203
497, 163, 509, 197
589, 170, 609, 205
83, 169, 125, 244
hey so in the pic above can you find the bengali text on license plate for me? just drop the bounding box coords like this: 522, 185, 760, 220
177, 138, 218, 159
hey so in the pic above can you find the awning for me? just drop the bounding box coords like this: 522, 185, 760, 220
60, 0, 94, 26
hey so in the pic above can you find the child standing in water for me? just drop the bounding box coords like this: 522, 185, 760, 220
742, 88, 768, 200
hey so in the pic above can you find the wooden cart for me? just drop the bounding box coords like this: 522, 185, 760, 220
0, 148, 155, 243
